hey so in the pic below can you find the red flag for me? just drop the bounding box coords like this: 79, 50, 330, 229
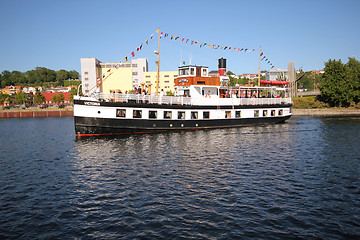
107, 69, 111, 72
131, 52, 135, 57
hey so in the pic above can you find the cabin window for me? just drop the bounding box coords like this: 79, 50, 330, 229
225, 111, 231, 118
116, 109, 126, 118
178, 111, 185, 119
271, 110, 276, 116
149, 111, 157, 119
133, 110, 142, 118
190, 68, 195, 75
278, 109, 283, 116
191, 111, 198, 119
263, 110, 268, 117
202, 68, 208, 76
164, 111, 172, 119
197, 81, 205, 84
179, 68, 190, 76
203, 111, 210, 119
236, 111, 241, 118
197, 68, 200, 76
254, 110, 259, 117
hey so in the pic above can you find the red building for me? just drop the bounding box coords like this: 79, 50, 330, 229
42, 92, 71, 104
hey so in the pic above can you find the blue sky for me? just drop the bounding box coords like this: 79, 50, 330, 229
1, 0, 359, 75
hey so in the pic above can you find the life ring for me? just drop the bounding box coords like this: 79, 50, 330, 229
205, 94, 211, 98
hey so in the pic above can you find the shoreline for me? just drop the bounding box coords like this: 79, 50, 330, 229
292, 108, 360, 116
1, 107, 360, 118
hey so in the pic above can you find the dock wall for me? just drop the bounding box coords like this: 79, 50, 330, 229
0, 110, 74, 118
292, 108, 360, 116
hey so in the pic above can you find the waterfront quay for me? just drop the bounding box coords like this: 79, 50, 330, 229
0, 108, 73, 118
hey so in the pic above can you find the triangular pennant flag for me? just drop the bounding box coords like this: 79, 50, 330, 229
150, 34, 154, 39
175, 36, 179, 40
140, 44, 143, 50
191, 40, 194, 45
125, 56, 128, 62
171, 35, 174, 39
146, 39, 148, 44
165, 33, 168, 38
131, 52, 135, 57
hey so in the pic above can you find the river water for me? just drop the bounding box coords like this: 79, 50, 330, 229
0, 116, 359, 239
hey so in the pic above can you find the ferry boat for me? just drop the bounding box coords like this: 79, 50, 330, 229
74, 58, 292, 137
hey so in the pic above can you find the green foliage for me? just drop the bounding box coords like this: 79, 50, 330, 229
0, 68, 79, 88
0, 93, 11, 105
51, 94, 58, 103
68, 88, 77, 102
57, 93, 65, 103
33, 91, 45, 104
14, 92, 28, 105
319, 58, 360, 107
292, 96, 326, 109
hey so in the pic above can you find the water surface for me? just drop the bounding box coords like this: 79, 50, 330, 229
0, 116, 359, 239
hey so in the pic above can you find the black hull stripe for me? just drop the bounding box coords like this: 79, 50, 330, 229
74, 115, 291, 136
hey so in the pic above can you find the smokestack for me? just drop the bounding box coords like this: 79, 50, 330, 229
218, 58, 226, 76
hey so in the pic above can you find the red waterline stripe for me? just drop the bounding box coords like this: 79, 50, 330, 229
76, 131, 153, 137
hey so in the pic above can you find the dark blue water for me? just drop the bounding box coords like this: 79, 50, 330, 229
0, 116, 359, 239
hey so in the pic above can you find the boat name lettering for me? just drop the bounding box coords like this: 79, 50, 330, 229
178, 79, 189, 83
84, 101, 100, 106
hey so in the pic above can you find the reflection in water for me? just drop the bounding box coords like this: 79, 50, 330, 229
1, 117, 359, 239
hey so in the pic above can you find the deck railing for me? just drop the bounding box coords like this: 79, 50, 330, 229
89, 93, 291, 106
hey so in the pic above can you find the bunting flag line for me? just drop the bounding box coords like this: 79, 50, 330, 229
112, 28, 275, 85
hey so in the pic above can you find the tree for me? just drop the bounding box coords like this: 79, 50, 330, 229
33, 91, 45, 104
57, 93, 65, 103
69, 70, 79, 79
346, 57, 360, 103
68, 88, 77, 102
14, 92, 28, 105
51, 94, 58, 104
0, 93, 11, 105
319, 58, 358, 107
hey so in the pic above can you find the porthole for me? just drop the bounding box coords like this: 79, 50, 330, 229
170, 124, 173, 127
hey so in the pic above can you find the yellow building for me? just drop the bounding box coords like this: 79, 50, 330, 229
100, 63, 133, 93
81, 57, 177, 95
143, 71, 178, 94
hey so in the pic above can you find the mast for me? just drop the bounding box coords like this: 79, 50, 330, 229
258, 46, 261, 87
155, 28, 160, 95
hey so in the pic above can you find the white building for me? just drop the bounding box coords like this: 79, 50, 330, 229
265, 68, 288, 81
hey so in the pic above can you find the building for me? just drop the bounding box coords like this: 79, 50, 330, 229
80, 58, 148, 95
265, 68, 288, 81
143, 71, 178, 93
131, 58, 148, 87
2, 86, 22, 95
42, 92, 71, 104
